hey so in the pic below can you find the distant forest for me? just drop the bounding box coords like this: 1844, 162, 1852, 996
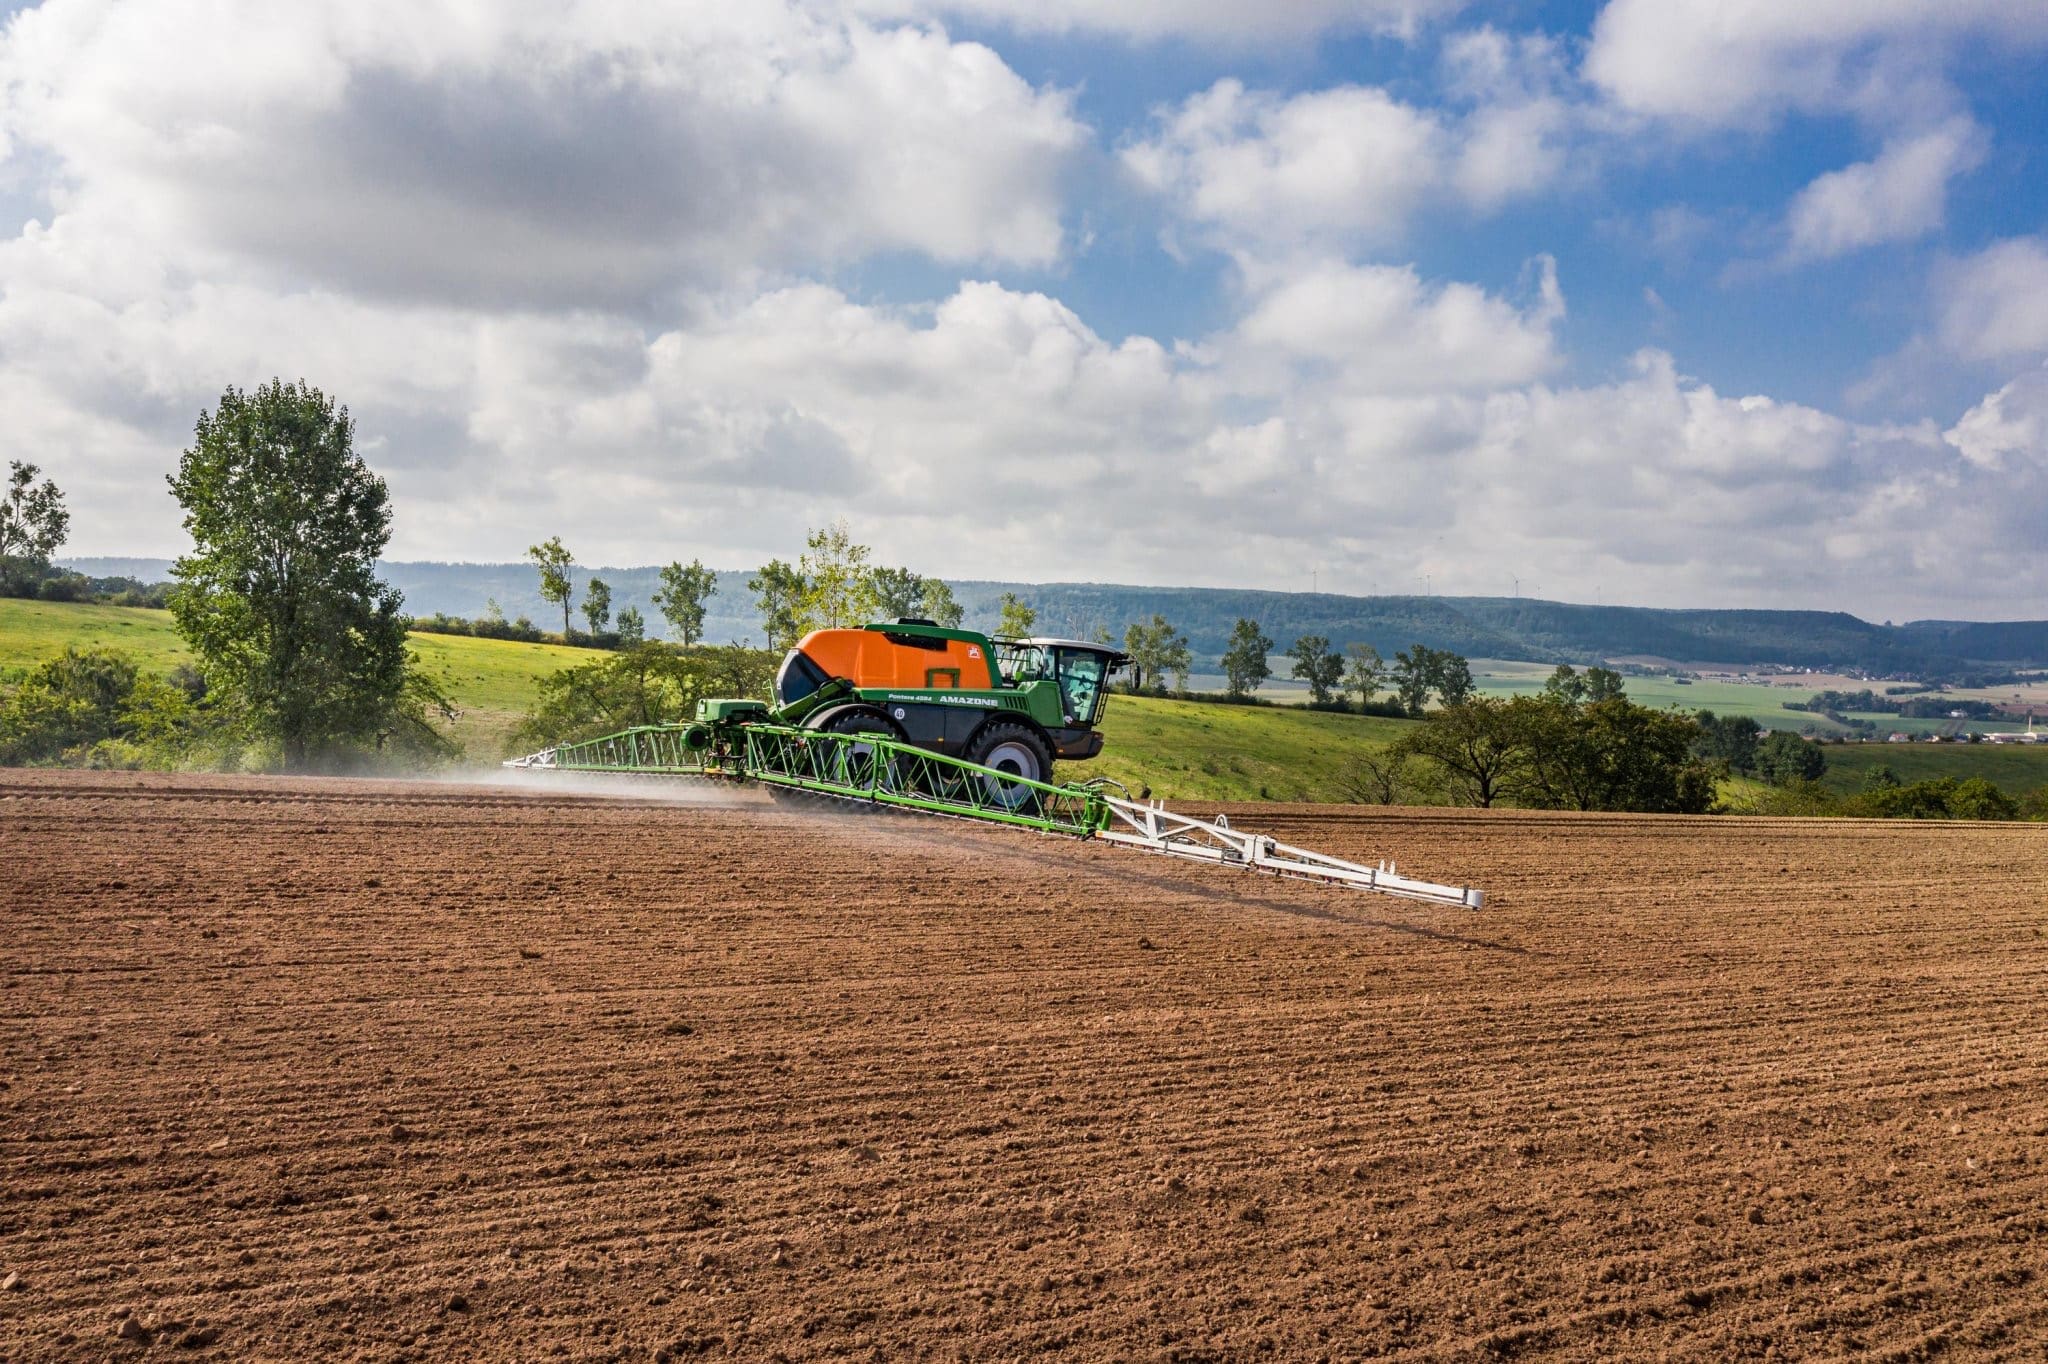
64, 557, 2048, 678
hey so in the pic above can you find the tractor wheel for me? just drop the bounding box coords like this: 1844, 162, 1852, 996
966, 723, 1052, 812
816, 707, 906, 794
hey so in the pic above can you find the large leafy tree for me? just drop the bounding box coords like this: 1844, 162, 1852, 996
996, 591, 1037, 638
526, 536, 575, 637
1, 461, 70, 594
581, 576, 612, 634
919, 577, 965, 628
748, 558, 806, 651
1391, 644, 1434, 715
1756, 730, 1827, 785
795, 520, 881, 631
865, 565, 964, 628
1514, 694, 1712, 813
1123, 614, 1191, 694
1288, 634, 1344, 704
1220, 617, 1274, 698
1391, 697, 1528, 808
1343, 642, 1386, 710
652, 558, 718, 645
168, 380, 442, 769
870, 566, 926, 620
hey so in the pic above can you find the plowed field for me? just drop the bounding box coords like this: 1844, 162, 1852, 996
4, 771, 2046, 1361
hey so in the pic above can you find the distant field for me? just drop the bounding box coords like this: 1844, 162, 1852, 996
1818, 740, 2048, 796
1473, 659, 2036, 738
0, 600, 604, 756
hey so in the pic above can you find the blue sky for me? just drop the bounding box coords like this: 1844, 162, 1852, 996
3, 1, 2046, 618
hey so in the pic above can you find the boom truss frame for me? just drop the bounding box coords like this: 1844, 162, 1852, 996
506, 722, 1482, 907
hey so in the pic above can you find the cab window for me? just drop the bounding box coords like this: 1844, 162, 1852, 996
1054, 648, 1107, 725
774, 649, 829, 706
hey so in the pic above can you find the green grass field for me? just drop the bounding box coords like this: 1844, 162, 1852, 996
1070, 698, 1413, 803
1472, 659, 1871, 733
0, 600, 607, 756
1817, 740, 2048, 796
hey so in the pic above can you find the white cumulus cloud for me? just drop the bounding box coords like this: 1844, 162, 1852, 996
0, 0, 1087, 304
1935, 237, 2048, 362
1122, 64, 1583, 257
1583, 0, 2048, 132
1946, 364, 2048, 472
1783, 119, 1986, 261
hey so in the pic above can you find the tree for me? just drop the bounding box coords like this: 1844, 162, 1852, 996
920, 577, 965, 628
1220, 618, 1274, 699
1288, 634, 1344, 704
1391, 644, 1434, 716
652, 559, 718, 645
581, 577, 612, 634
1756, 730, 1827, 785
1693, 710, 1762, 774
1583, 667, 1625, 703
871, 566, 926, 620
614, 606, 646, 646
867, 566, 964, 628
168, 379, 445, 769
996, 591, 1038, 638
1161, 627, 1193, 692
795, 520, 880, 631
1337, 746, 1431, 806
1433, 651, 1475, 706
1343, 643, 1385, 710
1393, 698, 1528, 808
1123, 614, 1188, 693
1514, 694, 1713, 814
1543, 664, 1624, 705
526, 536, 575, 638
0, 647, 144, 763
748, 558, 806, 651
0, 461, 70, 594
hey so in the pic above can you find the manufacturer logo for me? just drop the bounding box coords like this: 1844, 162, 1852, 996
884, 692, 999, 707
967, 646, 982, 659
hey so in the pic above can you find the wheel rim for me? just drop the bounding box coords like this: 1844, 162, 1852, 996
979, 738, 1042, 808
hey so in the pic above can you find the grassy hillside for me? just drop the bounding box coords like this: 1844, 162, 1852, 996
0, 600, 605, 756
1070, 698, 1412, 803
0, 599, 196, 672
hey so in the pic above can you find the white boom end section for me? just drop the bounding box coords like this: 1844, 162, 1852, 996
503, 748, 557, 769
1096, 797, 1483, 909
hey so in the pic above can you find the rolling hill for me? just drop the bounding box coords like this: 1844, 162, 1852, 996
63, 557, 2048, 676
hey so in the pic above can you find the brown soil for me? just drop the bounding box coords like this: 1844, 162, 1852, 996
3, 770, 2046, 1361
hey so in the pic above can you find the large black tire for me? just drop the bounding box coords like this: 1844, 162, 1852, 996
813, 707, 906, 794
965, 722, 1053, 812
